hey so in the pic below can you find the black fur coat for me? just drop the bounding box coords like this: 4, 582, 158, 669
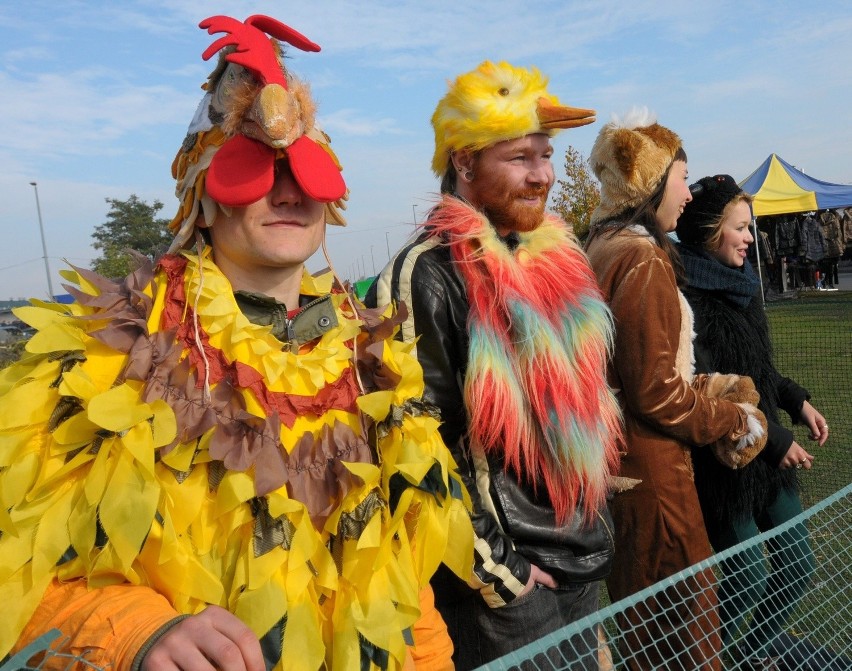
684, 281, 808, 526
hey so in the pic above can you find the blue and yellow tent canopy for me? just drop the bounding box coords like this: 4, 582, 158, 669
739, 154, 852, 217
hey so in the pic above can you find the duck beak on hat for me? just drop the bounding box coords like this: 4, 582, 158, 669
537, 97, 596, 130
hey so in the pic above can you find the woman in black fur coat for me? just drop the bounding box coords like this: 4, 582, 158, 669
676, 175, 830, 669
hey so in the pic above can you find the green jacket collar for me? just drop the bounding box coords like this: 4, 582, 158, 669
234, 290, 338, 349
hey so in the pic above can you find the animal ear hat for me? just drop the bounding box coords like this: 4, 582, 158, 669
589, 107, 682, 225
170, 15, 348, 251
430, 60, 596, 177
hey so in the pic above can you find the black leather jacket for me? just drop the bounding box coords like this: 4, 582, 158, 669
367, 230, 615, 608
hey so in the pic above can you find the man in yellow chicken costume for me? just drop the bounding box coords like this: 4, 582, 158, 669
0, 14, 471, 671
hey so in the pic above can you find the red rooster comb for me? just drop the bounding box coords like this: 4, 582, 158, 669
199, 15, 345, 207
199, 15, 320, 87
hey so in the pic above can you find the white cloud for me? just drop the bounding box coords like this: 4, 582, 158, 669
0, 70, 196, 158
1, 0, 850, 298
320, 109, 406, 137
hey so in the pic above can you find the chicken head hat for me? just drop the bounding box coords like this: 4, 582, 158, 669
170, 15, 348, 251
589, 107, 682, 225
431, 60, 596, 177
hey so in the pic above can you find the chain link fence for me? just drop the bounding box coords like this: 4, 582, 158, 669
481, 290, 851, 671
481, 484, 852, 670
0, 631, 105, 671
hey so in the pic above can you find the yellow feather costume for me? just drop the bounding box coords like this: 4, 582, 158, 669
0, 250, 472, 670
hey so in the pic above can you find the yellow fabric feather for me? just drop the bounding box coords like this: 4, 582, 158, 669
0, 252, 473, 669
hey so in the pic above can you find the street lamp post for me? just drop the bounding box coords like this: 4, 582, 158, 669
29, 181, 55, 299
385, 231, 391, 261
369, 246, 376, 276
412, 204, 418, 226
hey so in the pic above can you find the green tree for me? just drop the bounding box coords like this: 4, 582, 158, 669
91, 195, 172, 278
551, 146, 600, 242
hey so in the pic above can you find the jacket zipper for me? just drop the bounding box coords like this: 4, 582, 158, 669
283, 295, 330, 350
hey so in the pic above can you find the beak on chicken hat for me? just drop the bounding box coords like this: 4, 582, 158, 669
170, 15, 348, 251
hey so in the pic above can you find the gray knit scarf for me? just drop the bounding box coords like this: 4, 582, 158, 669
677, 243, 761, 307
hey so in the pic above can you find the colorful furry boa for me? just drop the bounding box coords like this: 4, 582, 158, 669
428, 195, 622, 523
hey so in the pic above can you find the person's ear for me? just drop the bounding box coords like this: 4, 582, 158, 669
452, 149, 476, 183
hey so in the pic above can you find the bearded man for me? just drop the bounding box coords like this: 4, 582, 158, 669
367, 61, 623, 670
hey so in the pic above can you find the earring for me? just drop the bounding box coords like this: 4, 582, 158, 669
464, 170, 474, 182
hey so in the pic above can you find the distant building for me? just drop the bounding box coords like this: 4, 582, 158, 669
0, 300, 30, 326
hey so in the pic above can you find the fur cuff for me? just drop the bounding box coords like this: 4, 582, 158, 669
702, 374, 768, 469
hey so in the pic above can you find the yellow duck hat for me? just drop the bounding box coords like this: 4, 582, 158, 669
431, 60, 596, 176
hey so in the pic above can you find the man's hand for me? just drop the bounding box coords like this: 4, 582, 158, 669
518, 563, 557, 598
142, 605, 265, 671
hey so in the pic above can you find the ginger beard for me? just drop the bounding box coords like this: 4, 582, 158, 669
472, 172, 549, 233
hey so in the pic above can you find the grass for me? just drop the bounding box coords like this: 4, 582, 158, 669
596, 291, 852, 663
765, 291, 852, 507
764, 292, 852, 657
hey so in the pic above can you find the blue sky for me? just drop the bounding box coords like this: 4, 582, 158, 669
2, 0, 851, 300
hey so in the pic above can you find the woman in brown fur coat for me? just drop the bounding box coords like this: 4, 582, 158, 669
584, 110, 767, 671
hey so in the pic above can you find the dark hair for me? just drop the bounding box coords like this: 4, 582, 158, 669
586, 146, 688, 284
440, 164, 458, 194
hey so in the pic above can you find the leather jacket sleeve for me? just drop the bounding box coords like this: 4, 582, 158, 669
373, 244, 532, 605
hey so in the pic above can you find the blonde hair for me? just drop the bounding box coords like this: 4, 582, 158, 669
704, 192, 754, 251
